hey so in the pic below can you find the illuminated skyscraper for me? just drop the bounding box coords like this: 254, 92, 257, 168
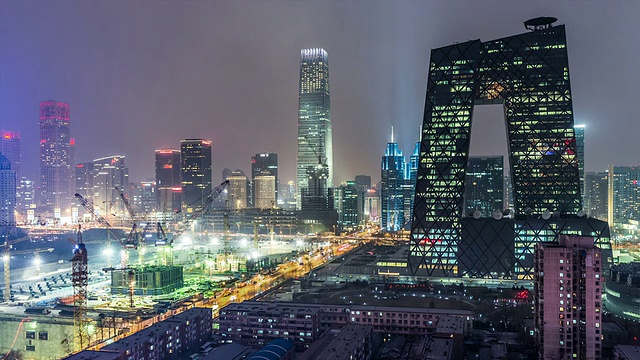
297, 48, 332, 209
0, 130, 20, 182
575, 124, 586, 205
0, 153, 16, 229
381, 130, 406, 232
155, 149, 181, 213
93, 155, 128, 217
180, 139, 212, 213
254, 172, 276, 209
251, 153, 278, 206
39, 101, 74, 217
227, 170, 248, 209
410, 18, 598, 277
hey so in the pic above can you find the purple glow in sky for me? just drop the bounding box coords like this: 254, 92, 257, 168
1, 1, 639, 183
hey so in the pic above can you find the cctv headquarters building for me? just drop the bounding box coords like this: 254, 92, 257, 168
409, 18, 612, 280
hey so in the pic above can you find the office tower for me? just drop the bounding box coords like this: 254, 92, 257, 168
254, 172, 276, 209
464, 156, 504, 217
354, 175, 371, 193
0, 153, 16, 229
227, 170, 248, 209
607, 166, 640, 226
75, 162, 94, 198
93, 155, 128, 217
335, 181, 360, 231
155, 149, 181, 213
180, 139, 212, 213
534, 235, 602, 360
297, 48, 333, 209
39, 100, 74, 217
585, 171, 608, 221
133, 181, 156, 215
364, 188, 380, 224
17, 177, 35, 223
251, 153, 278, 206
280, 181, 296, 210
0, 130, 20, 182
411, 18, 589, 276
381, 131, 406, 232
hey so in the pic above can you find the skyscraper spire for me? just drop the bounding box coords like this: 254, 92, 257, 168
391, 126, 394, 143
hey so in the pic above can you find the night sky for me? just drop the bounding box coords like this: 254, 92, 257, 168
1, 1, 639, 184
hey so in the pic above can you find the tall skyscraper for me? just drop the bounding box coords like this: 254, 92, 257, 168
0, 130, 20, 182
381, 131, 406, 233
93, 155, 128, 217
410, 18, 606, 278
335, 181, 360, 231
227, 170, 248, 209
297, 48, 332, 209
254, 172, 276, 209
155, 149, 181, 213
534, 235, 602, 360
607, 166, 640, 225
39, 100, 74, 217
575, 124, 586, 206
251, 153, 278, 206
404, 142, 420, 228
463, 156, 504, 217
180, 139, 212, 213
74, 162, 94, 198
585, 171, 608, 221
0, 153, 16, 229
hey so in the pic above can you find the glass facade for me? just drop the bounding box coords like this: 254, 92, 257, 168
297, 48, 332, 209
180, 139, 212, 213
410, 24, 586, 276
381, 142, 406, 232
39, 101, 74, 216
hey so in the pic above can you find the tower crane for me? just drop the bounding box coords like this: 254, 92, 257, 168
115, 186, 153, 265
71, 225, 89, 351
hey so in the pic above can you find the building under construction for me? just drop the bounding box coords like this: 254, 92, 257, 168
110, 265, 183, 296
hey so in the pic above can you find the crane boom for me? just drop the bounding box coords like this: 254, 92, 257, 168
74, 193, 112, 228
174, 180, 229, 240
115, 186, 136, 221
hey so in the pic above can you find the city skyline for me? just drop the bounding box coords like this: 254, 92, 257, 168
1, 2, 639, 185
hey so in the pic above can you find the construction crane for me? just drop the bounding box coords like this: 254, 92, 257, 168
115, 186, 153, 266
174, 180, 230, 240
75, 193, 129, 267
71, 225, 89, 351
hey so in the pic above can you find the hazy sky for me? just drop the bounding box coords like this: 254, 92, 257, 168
1, 1, 639, 184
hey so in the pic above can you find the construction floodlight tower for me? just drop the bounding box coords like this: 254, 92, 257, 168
71, 226, 89, 351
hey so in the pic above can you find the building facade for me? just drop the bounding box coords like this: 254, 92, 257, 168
335, 181, 360, 231
297, 48, 333, 209
0, 130, 20, 185
534, 235, 603, 360
92, 155, 128, 218
251, 153, 278, 206
180, 139, 212, 213
411, 19, 585, 276
155, 149, 181, 214
254, 172, 276, 209
381, 140, 406, 232
227, 170, 248, 209
39, 101, 74, 218
585, 171, 608, 221
0, 153, 16, 230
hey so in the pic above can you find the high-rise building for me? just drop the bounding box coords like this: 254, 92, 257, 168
254, 172, 276, 209
155, 149, 181, 213
132, 181, 157, 215
354, 175, 371, 193
410, 18, 589, 277
180, 139, 212, 213
534, 235, 602, 360
404, 142, 420, 227
17, 177, 35, 224
335, 181, 360, 231
381, 137, 406, 233
227, 170, 248, 209
39, 100, 74, 217
585, 171, 608, 221
297, 48, 333, 209
74, 162, 94, 199
607, 166, 640, 225
464, 156, 504, 217
0, 153, 16, 230
0, 130, 20, 183
93, 155, 128, 217
251, 153, 278, 206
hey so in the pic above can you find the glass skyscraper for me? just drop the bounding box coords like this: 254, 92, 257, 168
155, 149, 182, 213
381, 139, 406, 233
410, 19, 588, 277
296, 48, 332, 210
180, 139, 212, 213
39, 100, 74, 217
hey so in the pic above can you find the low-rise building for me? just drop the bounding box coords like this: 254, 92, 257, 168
299, 324, 374, 360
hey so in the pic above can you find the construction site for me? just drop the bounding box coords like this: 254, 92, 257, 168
0, 180, 350, 359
